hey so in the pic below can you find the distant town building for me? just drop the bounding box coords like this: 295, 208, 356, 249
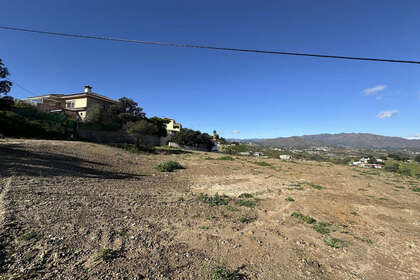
279, 155, 292, 160
350, 157, 383, 169
253, 152, 264, 157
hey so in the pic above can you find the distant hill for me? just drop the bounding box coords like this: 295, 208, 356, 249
241, 133, 420, 150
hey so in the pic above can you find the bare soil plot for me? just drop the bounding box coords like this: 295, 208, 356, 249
0, 139, 419, 279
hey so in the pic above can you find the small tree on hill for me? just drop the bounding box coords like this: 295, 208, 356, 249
124, 119, 158, 148
0, 59, 12, 96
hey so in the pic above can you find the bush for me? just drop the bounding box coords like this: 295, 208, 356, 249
155, 161, 184, 172
198, 193, 231, 206
291, 212, 316, 224
209, 265, 243, 280
415, 155, 420, 163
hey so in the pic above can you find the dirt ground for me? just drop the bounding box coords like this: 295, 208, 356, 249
0, 139, 419, 280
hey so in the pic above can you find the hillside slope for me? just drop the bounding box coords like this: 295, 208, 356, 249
251, 133, 420, 150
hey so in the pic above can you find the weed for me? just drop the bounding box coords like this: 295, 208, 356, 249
217, 156, 234, 161
209, 265, 244, 280
204, 157, 214, 160
239, 216, 255, 224
324, 238, 344, 248
350, 211, 358, 216
225, 205, 239, 212
94, 248, 116, 262
155, 161, 184, 172
285, 196, 295, 202
395, 186, 405, 189
291, 212, 316, 224
306, 182, 324, 190
379, 197, 389, 201
354, 236, 373, 244
19, 232, 37, 241
252, 161, 271, 167
199, 226, 210, 230
207, 215, 218, 220
235, 199, 257, 208
238, 193, 253, 198
312, 222, 331, 234
346, 220, 356, 225
412, 187, 420, 192
198, 193, 231, 206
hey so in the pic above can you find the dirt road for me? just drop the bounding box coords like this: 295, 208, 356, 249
0, 139, 419, 279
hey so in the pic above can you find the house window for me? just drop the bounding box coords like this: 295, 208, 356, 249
66, 101, 74, 108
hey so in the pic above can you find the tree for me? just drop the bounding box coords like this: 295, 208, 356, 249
415, 155, 420, 163
0, 59, 12, 96
124, 119, 158, 148
148, 117, 170, 137
114, 97, 146, 124
172, 128, 214, 151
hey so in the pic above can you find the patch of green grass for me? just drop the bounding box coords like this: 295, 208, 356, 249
19, 232, 37, 241
209, 265, 243, 280
206, 215, 218, 220
305, 182, 324, 190
252, 161, 272, 167
235, 199, 257, 208
291, 212, 316, 224
324, 238, 344, 248
411, 187, 420, 192
395, 186, 405, 189
199, 226, 210, 230
346, 220, 356, 225
354, 236, 373, 244
94, 248, 116, 262
178, 196, 185, 201
155, 161, 184, 172
198, 193, 231, 206
312, 222, 331, 234
238, 193, 253, 198
225, 205, 239, 212
239, 216, 255, 224
286, 183, 304, 191
285, 196, 295, 202
204, 157, 214, 160
217, 156, 235, 161
379, 197, 389, 201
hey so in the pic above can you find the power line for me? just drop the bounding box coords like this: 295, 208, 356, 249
1, 25, 420, 65
11, 80, 38, 96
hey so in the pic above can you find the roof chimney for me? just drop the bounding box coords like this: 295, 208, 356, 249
84, 85, 92, 93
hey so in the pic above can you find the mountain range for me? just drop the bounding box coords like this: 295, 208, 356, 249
236, 133, 420, 150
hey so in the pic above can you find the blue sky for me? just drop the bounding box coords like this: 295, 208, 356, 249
1, 0, 419, 139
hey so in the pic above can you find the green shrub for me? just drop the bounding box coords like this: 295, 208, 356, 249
94, 248, 116, 262
239, 216, 255, 224
252, 161, 271, 167
238, 193, 253, 198
209, 265, 243, 280
217, 156, 234, 161
312, 222, 331, 234
197, 193, 231, 206
324, 238, 344, 248
19, 231, 37, 241
291, 212, 316, 224
155, 161, 184, 172
235, 199, 257, 208
285, 197, 295, 202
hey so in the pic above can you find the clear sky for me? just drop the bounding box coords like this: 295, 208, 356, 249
1, 0, 419, 139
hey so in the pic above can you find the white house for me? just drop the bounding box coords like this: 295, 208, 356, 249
279, 155, 292, 160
